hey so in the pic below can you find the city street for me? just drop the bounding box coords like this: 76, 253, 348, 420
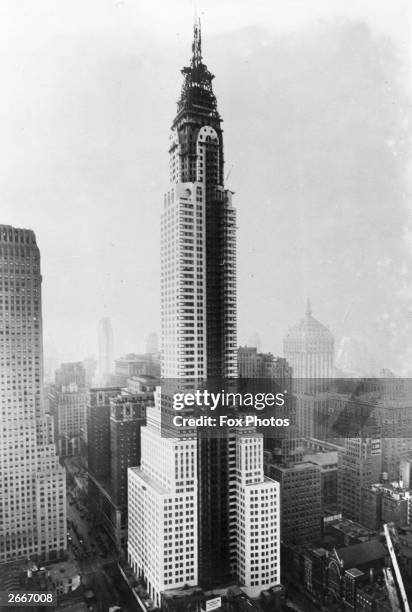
66, 489, 139, 612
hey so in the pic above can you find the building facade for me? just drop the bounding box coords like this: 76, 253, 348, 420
268, 461, 322, 545
234, 431, 280, 595
361, 482, 411, 530
338, 433, 382, 523
303, 451, 338, 510
238, 346, 301, 464
87, 387, 120, 478
128, 389, 198, 603
49, 362, 87, 457
110, 393, 146, 507
87, 384, 149, 549
0, 225, 66, 564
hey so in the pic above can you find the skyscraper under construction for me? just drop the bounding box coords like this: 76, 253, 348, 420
128, 24, 280, 603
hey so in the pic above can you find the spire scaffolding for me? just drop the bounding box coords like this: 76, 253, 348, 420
191, 17, 202, 67
176, 19, 217, 117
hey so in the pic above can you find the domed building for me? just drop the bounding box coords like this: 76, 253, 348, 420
283, 299, 334, 380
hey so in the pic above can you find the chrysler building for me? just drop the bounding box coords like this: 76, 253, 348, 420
128, 24, 280, 604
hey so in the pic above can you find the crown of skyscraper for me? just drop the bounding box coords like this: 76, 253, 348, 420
176, 20, 219, 119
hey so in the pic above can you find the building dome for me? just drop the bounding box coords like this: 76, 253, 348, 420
283, 299, 334, 380
285, 299, 333, 341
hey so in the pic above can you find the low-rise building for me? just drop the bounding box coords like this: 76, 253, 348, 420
323, 518, 376, 547
361, 482, 412, 530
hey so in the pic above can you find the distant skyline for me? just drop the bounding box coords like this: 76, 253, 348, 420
1, 0, 411, 372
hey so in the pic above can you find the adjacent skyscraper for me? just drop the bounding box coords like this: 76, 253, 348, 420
128, 23, 280, 604
0, 225, 66, 564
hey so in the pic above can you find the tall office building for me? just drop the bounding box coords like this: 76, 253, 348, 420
283, 300, 334, 381
303, 450, 338, 510
160, 23, 236, 380
49, 362, 87, 456
0, 225, 66, 564
238, 346, 301, 463
267, 461, 322, 545
128, 23, 280, 603
283, 301, 335, 439
361, 481, 412, 530
338, 433, 382, 522
87, 384, 150, 549
98, 316, 114, 384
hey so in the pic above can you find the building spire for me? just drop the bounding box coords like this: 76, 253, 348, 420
191, 17, 202, 67
176, 18, 217, 117
306, 297, 312, 316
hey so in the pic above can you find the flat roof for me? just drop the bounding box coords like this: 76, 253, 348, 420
303, 452, 338, 466
273, 461, 320, 472
128, 466, 169, 495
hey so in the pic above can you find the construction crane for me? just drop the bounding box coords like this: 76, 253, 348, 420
383, 523, 410, 612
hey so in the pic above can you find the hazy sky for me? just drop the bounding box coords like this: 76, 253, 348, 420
1, 0, 411, 373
